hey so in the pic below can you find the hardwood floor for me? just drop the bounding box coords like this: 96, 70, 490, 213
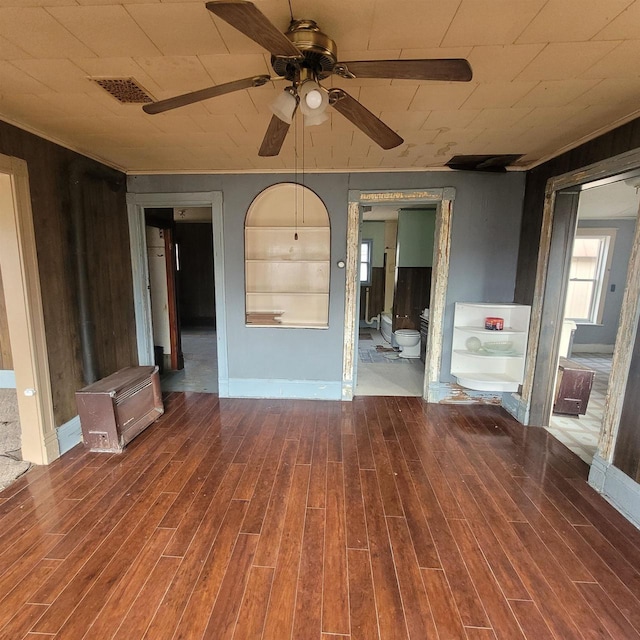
1, 393, 640, 639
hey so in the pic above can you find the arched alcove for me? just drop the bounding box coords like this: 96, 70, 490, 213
245, 183, 330, 328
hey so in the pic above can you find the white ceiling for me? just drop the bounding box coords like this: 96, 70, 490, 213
578, 179, 640, 219
1, 0, 640, 174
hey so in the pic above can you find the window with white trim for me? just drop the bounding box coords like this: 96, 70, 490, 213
360, 239, 372, 285
565, 228, 616, 324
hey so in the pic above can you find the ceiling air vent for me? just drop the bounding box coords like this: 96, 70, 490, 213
446, 154, 523, 173
91, 78, 153, 104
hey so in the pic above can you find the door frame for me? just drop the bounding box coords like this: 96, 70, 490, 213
126, 191, 229, 395
0, 154, 58, 465
342, 188, 455, 401
523, 147, 640, 463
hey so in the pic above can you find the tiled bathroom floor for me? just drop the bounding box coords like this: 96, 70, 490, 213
546, 353, 611, 464
356, 328, 425, 396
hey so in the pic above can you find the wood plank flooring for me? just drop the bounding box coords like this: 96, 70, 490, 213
1, 392, 640, 639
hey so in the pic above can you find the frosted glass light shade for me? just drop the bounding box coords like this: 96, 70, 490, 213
304, 110, 329, 126
298, 81, 329, 117
270, 89, 297, 124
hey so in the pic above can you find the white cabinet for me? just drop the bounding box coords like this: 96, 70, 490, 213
451, 303, 531, 392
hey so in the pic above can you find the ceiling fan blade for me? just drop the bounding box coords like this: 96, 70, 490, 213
143, 75, 270, 114
206, 1, 303, 59
259, 115, 290, 157
329, 89, 403, 150
334, 59, 472, 82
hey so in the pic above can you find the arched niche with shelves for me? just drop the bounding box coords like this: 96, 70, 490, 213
245, 183, 330, 328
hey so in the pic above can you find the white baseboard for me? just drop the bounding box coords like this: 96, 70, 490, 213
589, 454, 640, 530
571, 344, 614, 354
57, 415, 82, 455
227, 378, 342, 400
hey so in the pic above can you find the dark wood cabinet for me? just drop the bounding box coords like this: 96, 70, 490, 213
553, 357, 595, 416
76, 366, 164, 452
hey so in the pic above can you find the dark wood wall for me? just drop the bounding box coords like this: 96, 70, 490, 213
393, 267, 431, 331
175, 222, 216, 327
359, 267, 385, 323
0, 268, 12, 369
0, 120, 137, 425
515, 115, 640, 480
515, 117, 640, 304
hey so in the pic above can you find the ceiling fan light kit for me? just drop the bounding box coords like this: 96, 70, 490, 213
143, 0, 474, 158
270, 87, 298, 125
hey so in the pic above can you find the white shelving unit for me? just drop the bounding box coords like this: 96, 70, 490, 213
245, 165, 333, 332
451, 303, 531, 392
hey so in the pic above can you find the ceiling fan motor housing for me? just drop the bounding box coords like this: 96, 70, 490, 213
271, 19, 338, 81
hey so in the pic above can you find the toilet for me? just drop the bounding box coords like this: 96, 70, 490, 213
394, 329, 421, 358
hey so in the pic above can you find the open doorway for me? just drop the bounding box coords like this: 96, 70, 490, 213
356, 205, 435, 396
0, 154, 57, 472
144, 206, 218, 394
546, 178, 640, 463
342, 188, 454, 402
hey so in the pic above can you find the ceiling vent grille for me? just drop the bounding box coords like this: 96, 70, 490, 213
91, 78, 153, 104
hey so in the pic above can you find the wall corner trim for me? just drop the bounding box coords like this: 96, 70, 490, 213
57, 415, 82, 456
589, 454, 640, 530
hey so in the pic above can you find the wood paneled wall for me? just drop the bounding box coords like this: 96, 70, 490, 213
515, 118, 640, 305
515, 116, 640, 480
359, 267, 385, 323
175, 222, 216, 327
393, 267, 431, 331
0, 267, 12, 369
0, 120, 136, 425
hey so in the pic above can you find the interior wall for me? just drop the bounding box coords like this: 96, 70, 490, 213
175, 222, 216, 327
0, 267, 12, 370
0, 120, 137, 425
129, 170, 525, 388
573, 218, 636, 348
515, 118, 640, 305
360, 221, 385, 322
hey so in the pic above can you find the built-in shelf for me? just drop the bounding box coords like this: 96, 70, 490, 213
451, 303, 531, 392
245, 184, 330, 328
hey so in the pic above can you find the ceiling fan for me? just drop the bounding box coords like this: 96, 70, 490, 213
142, 0, 473, 157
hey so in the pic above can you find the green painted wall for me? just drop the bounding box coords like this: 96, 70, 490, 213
397, 208, 436, 267
361, 221, 385, 267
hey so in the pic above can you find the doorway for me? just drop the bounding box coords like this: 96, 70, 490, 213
356, 205, 435, 396
545, 179, 640, 463
523, 148, 640, 471
342, 188, 454, 402
127, 192, 228, 395
0, 154, 57, 468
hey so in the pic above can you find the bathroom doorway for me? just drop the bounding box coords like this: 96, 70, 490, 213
342, 188, 454, 402
356, 205, 435, 396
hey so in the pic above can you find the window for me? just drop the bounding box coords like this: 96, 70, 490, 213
360, 239, 372, 285
565, 228, 616, 324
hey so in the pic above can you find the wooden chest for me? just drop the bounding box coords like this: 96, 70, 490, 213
76, 365, 164, 452
553, 357, 595, 417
